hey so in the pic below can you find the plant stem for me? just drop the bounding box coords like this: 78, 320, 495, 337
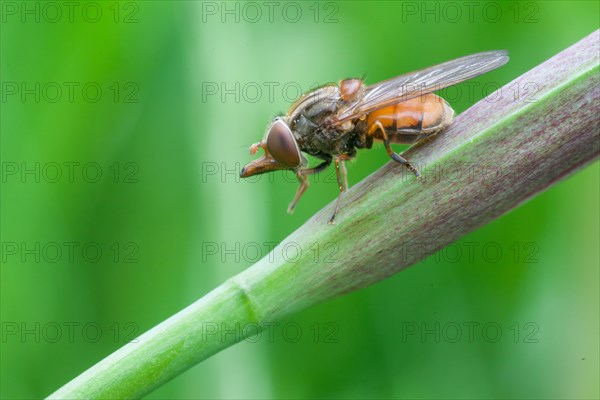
48, 29, 600, 399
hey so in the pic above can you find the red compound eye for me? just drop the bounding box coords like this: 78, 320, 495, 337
266, 120, 301, 167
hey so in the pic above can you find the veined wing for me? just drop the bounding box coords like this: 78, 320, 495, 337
333, 50, 509, 124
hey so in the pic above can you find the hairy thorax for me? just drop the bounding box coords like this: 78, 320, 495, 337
287, 85, 358, 160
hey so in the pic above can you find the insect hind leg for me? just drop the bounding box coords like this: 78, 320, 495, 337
367, 121, 420, 178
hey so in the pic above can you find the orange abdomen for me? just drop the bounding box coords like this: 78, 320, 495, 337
366, 94, 454, 143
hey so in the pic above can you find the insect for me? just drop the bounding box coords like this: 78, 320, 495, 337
240, 50, 509, 223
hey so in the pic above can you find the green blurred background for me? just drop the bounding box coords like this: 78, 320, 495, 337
1, 1, 598, 398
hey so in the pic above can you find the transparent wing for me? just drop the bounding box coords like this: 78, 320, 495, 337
333, 50, 509, 124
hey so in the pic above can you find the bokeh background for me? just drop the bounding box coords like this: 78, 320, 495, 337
1, 1, 598, 399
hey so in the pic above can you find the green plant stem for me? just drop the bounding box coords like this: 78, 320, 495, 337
49, 30, 600, 399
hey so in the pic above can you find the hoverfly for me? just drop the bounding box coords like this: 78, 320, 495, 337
240, 50, 509, 223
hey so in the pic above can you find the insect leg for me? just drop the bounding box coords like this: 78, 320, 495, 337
329, 157, 349, 224
340, 158, 348, 190
287, 160, 331, 213
288, 174, 309, 214
249, 141, 264, 155
367, 121, 420, 177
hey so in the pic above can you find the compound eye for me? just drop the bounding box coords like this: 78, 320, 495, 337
266, 120, 301, 167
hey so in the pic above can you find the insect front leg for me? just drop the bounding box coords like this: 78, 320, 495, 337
367, 121, 420, 178
288, 160, 331, 214
249, 141, 265, 155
